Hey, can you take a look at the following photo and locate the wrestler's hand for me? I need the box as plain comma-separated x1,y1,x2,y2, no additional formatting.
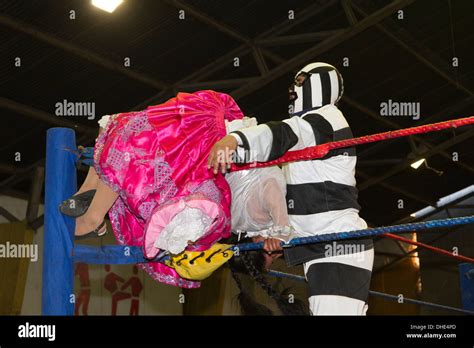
264,238,283,253
254,237,283,271
253,237,283,253
208,135,238,174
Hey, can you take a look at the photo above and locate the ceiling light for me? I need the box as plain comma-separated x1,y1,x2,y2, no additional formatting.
92,0,123,13
410,158,425,169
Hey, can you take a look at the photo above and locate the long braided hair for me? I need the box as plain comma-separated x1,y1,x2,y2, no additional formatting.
228,256,274,316
227,236,308,316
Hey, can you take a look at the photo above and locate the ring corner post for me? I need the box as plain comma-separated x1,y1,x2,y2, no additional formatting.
459,262,474,311
42,128,77,315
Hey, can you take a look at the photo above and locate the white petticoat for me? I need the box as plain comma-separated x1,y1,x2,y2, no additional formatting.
153,206,213,254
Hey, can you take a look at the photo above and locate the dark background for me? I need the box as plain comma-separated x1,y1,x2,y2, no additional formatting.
0,0,473,226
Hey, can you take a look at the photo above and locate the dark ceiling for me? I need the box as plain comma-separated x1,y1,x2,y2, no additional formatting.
0,0,473,226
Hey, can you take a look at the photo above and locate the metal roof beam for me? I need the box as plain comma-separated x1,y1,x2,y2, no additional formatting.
344,96,474,175
0,14,169,90
0,97,96,134
256,30,345,47
352,2,474,97
138,0,339,109
358,95,474,159
230,0,416,100
341,0,358,26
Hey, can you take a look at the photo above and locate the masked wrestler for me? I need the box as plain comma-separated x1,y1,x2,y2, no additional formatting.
209,62,374,315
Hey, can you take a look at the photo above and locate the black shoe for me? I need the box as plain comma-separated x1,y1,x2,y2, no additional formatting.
75,220,107,240
59,189,96,217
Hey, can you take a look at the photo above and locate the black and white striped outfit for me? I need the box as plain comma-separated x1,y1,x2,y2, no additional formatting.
231,62,374,315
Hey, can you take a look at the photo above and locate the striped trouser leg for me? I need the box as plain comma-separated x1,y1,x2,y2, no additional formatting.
303,247,374,315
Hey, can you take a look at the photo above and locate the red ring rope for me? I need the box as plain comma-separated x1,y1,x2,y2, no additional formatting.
230,115,474,171
383,232,474,263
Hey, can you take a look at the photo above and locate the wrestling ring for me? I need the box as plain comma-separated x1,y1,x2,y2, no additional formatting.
42,116,474,315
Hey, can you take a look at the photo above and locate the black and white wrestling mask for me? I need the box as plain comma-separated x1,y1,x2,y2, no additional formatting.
289,62,344,116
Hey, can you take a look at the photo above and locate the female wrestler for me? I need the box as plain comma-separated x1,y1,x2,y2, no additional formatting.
60,91,292,288
61,90,242,288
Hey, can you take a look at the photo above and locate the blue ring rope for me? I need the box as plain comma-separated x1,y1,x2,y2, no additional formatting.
233,215,474,252
113,215,474,264
267,270,474,315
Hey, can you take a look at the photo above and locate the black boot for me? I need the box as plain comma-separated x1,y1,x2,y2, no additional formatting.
59,189,96,217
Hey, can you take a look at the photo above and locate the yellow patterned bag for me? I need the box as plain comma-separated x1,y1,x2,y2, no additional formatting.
165,243,234,281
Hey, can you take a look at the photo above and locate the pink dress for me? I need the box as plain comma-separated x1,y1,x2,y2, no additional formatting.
94,91,244,288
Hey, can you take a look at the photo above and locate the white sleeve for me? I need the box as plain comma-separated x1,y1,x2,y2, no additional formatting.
282,116,318,149
232,115,316,162
97,115,111,129
231,125,274,162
